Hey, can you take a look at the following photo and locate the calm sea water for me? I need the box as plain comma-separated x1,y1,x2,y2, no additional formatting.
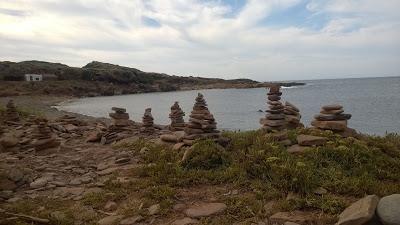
58,77,400,135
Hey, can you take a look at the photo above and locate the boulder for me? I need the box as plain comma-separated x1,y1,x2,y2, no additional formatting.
297,135,327,146
376,194,400,225
184,202,227,218
336,195,379,225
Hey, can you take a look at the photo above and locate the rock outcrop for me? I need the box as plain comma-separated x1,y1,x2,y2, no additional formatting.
169,102,185,131
182,93,220,145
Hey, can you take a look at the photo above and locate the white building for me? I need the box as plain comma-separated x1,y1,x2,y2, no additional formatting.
25,74,43,81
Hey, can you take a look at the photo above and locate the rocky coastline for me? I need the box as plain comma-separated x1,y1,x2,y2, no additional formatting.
0,86,399,225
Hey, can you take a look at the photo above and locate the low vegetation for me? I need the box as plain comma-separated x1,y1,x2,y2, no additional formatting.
3,129,399,224
116,129,400,223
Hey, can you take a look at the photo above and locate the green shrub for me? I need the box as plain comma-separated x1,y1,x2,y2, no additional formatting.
182,140,231,170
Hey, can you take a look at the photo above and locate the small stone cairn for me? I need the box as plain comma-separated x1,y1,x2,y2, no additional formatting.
182,93,220,145
260,85,287,131
284,101,303,129
311,104,352,132
260,86,291,145
141,108,155,134
31,120,60,150
100,107,131,144
169,102,185,131
109,107,131,129
5,100,20,122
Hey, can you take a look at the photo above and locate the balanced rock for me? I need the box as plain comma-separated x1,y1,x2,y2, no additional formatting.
182,93,220,145
141,108,155,134
284,101,303,129
5,100,20,122
31,121,60,150
169,102,185,131
260,85,286,132
312,104,352,132
376,194,400,225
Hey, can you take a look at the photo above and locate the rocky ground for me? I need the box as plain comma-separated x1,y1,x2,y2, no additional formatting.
0,97,399,225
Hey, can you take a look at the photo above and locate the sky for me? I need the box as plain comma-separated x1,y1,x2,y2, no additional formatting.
0,0,399,81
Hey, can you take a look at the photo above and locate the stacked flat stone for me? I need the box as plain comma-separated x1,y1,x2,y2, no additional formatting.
260,85,286,132
284,101,303,129
5,100,20,122
169,102,185,131
311,104,352,132
57,115,85,126
31,120,60,150
141,108,155,133
183,93,220,145
109,107,130,128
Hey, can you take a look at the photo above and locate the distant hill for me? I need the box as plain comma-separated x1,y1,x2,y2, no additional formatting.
0,60,304,97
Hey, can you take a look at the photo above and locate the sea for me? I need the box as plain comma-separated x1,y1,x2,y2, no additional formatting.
57,77,400,135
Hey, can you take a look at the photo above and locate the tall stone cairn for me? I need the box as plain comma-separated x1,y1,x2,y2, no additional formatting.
311,104,352,132
5,100,20,122
183,93,220,145
109,107,130,128
284,101,303,129
141,108,155,134
31,120,60,150
260,85,286,132
169,102,185,131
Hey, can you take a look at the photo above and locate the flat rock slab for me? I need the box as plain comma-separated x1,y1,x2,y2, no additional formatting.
287,145,308,154
297,135,327,146
376,194,400,225
269,211,316,224
322,104,343,111
336,195,379,225
172,217,199,225
311,120,347,131
98,215,123,225
184,202,227,218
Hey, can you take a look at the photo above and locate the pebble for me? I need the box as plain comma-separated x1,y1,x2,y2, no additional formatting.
148,203,160,215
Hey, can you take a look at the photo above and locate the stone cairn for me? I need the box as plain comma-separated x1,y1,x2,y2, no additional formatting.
284,101,303,129
182,93,220,145
169,102,185,131
260,85,291,145
141,108,155,134
311,104,352,132
101,107,131,144
109,107,131,129
31,120,60,150
260,85,287,131
5,100,20,122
